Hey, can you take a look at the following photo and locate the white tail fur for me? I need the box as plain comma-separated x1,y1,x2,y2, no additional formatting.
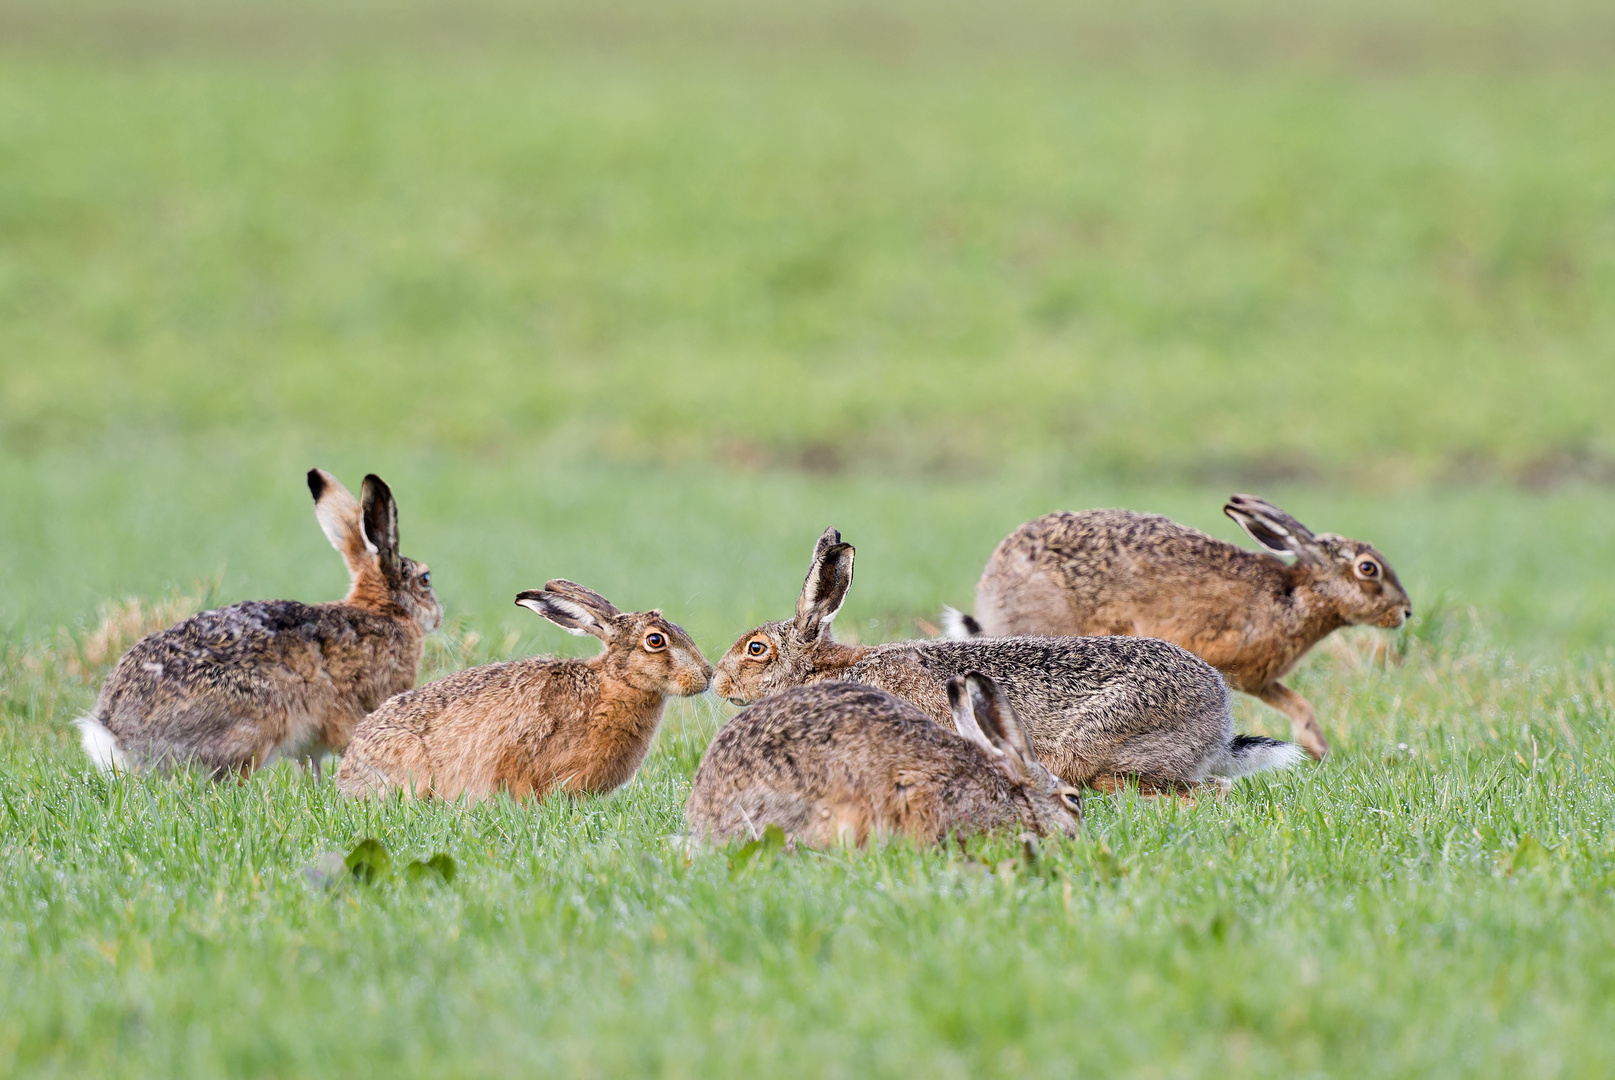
939,606,982,640
74,716,129,774
1206,734,1305,779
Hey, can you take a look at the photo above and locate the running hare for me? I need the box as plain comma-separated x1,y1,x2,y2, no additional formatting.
686,674,1084,847
77,470,441,777
711,529,1300,794
337,580,710,802
945,495,1411,760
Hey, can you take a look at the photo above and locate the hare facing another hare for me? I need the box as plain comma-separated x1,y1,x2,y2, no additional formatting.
336,580,711,802
76,470,442,778
686,674,1083,847
711,529,1301,794
945,495,1411,760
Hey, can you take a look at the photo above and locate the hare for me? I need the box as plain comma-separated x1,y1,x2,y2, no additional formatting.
711,529,1301,794
336,580,711,802
76,470,441,778
944,495,1412,760
686,673,1084,847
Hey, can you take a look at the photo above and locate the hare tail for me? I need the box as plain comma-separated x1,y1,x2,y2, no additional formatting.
74,716,129,774
1208,734,1304,778
940,605,984,640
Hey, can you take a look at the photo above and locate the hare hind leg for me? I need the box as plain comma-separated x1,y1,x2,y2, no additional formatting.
1087,774,1210,803
1257,682,1328,761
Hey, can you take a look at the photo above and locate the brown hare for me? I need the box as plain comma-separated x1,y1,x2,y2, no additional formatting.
76,470,441,778
711,529,1301,795
336,580,711,802
944,494,1411,760
686,673,1084,847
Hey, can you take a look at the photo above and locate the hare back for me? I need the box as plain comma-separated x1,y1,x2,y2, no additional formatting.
339,657,652,802
978,509,1291,638
844,636,1233,787
94,599,422,773
686,682,1027,846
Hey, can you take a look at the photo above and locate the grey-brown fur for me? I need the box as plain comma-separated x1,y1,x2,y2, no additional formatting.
686,675,1083,847
77,470,441,778
952,495,1412,759
337,580,711,802
711,529,1301,793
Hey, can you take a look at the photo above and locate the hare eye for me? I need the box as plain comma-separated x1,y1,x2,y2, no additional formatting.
747,639,768,658
418,571,431,588
1357,560,1378,578
1060,790,1083,812
644,632,667,651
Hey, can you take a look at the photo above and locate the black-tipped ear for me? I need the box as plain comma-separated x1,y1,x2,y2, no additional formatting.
541,579,621,620
966,672,1036,768
1224,494,1321,563
947,675,998,755
794,528,855,639
307,469,326,502
515,588,615,642
360,474,400,568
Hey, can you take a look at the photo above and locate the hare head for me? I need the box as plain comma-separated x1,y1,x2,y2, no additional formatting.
1224,495,1411,630
516,580,712,697
712,527,854,705
308,469,441,634
948,672,1083,836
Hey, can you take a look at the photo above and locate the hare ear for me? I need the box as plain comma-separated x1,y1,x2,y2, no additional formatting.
541,579,622,619
793,528,855,639
966,672,1037,774
360,475,402,582
308,469,376,573
1224,494,1324,564
947,675,1000,756
515,587,616,642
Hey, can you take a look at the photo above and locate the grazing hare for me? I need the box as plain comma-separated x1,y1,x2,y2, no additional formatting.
76,470,441,778
686,673,1084,847
945,495,1411,760
711,529,1300,794
336,580,711,802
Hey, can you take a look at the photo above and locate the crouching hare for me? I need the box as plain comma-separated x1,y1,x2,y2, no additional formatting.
686,674,1084,847
712,529,1300,795
336,580,711,802
77,470,441,778
946,495,1412,760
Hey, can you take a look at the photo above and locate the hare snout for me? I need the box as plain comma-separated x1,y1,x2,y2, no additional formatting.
676,655,714,696
1378,603,1412,630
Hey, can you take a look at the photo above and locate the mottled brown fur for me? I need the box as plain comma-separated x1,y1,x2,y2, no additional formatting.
337,580,711,802
712,529,1301,792
80,470,441,777
962,495,1412,759
686,676,1083,847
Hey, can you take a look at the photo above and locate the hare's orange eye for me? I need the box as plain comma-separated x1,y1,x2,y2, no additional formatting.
644,632,667,651
1357,560,1379,578
747,639,769,658
418,571,431,588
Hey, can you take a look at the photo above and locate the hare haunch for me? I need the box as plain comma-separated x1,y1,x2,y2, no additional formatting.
336,580,711,802
687,674,1084,847
944,495,1411,760
76,470,441,778
711,529,1301,794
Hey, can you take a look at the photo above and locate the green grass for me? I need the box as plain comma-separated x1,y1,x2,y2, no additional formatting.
3,1,1615,1076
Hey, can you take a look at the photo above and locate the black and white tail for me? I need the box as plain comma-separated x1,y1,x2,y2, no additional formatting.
940,605,984,640
1206,734,1304,778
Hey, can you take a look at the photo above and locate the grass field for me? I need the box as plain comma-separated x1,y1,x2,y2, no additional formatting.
3,1,1615,1076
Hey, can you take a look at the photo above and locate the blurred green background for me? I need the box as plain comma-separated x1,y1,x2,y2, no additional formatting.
1,0,1612,650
